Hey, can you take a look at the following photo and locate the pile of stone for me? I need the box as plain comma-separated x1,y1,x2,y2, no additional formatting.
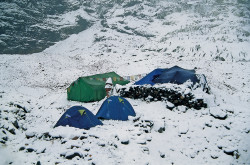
119,85,207,110
0,103,29,144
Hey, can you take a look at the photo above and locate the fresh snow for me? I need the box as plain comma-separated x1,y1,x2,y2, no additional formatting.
0,0,250,165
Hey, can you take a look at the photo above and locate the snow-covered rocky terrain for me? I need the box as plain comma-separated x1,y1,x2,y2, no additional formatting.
0,0,250,164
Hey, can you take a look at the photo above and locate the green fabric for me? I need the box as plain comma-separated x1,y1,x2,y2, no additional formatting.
67,72,129,102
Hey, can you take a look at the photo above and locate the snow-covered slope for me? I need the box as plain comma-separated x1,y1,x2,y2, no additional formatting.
0,0,250,164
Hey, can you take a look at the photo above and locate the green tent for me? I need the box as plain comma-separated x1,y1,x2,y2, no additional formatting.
67,72,129,102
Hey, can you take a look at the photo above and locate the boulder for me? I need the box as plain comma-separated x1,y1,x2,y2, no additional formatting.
210,107,227,120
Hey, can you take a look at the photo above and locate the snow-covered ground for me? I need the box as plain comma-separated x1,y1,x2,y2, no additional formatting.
0,0,250,164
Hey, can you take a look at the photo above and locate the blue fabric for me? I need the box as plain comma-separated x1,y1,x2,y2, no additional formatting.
153,66,199,85
96,96,136,121
134,66,198,85
54,106,103,129
134,68,165,85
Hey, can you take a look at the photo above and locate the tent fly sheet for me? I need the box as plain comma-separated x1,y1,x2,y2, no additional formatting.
67,72,129,102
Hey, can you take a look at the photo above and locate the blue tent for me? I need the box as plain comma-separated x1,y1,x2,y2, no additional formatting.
154,66,199,85
134,68,165,85
135,66,199,85
96,96,136,121
54,106,103,129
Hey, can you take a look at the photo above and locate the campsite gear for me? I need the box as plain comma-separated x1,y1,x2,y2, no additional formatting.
135,68,165,85
135,66,199,85
154,66,199,85
54,106,103,129
105,77,113,98
105,87,112,98
105,77,113,85
96,96,136,121
67,72,129,102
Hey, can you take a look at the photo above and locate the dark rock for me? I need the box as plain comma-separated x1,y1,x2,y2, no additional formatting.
137,141,147,145
224,125,230,130
2,136,8,141
224,149,239,158
158,127,165,133
9,128,16,135
26,133,36,139
215,56,225,61
65,152,82,159
115,135,119,140
72,136,79,140
51,135,62,139
133,117,140,123
0,140,6,144
235,152,240,159
142,147,149,154
60,153,66,157
89,135,99,139
12,120,19,129
211,114,227,120
211,155,218,159
205,123,212,127
27,148,35,152
71,145,80,149
210,107,228,120
41,148,46,153
36,161,41,165
160,153,165,158
224,150,234,156
121,140,129,145
42,132,51,139
98,143,105,147
80,136,88,140
145,120,154,128
19,147,25,151
134,124,139,127
14,104,28,113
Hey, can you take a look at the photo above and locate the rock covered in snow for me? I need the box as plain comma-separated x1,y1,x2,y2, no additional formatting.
178,122,189,135
209,107,227,120
62,150,83,159
153,120,165,133
25,131,36,139
166,101,175,110
176,105,188,113
119,84,208,110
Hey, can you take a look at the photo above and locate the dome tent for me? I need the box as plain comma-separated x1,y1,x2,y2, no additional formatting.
96,96,136,121
67,72,129,102
154,66,199,85
135,66,199,85
134,68,165,85
54,106,103,130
